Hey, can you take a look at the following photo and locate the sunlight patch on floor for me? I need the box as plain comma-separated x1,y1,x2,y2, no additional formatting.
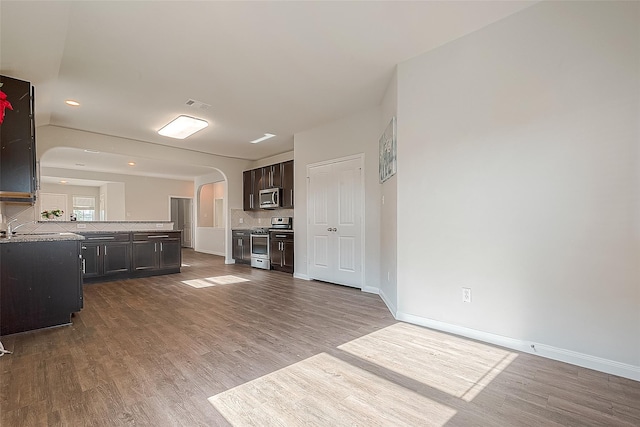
208,352,457,426
338,322,518,402
181,275,250,288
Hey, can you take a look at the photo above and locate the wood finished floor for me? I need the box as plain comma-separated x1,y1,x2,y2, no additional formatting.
1,249,638,426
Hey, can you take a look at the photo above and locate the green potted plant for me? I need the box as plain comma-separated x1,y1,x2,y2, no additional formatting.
41,209,64,220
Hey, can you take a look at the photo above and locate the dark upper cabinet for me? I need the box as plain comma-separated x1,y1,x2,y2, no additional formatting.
270,163,283,188
243,160,294,211
255,166,272,192
0,75,37,202
281,160,294,209
243,170,254,210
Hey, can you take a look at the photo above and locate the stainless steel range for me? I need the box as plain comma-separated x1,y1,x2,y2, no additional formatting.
250,227,270,270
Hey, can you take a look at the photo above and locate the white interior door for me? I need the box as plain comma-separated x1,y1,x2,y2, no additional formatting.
308,156,363,288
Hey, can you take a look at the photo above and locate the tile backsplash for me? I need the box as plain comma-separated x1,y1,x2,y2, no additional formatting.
0,203,173,233
1,202,292,233
230,208,293,229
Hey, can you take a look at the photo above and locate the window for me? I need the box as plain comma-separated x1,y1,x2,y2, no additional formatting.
73,196,96,221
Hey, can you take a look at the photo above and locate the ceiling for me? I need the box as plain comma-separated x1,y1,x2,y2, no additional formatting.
1,1,535,176
41,147,219,182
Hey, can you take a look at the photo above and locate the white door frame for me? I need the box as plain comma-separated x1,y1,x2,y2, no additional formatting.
306,153,365,288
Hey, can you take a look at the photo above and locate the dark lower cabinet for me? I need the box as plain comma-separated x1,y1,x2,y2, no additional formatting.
132,241,158,271
159,238,181,269
0,240,83,335
132,231,182,275
232,230,251,265
80,231,180,281
81,233,131,281
270,231,294,274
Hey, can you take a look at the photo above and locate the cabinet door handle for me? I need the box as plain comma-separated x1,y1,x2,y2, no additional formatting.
250,194,253,209
97,246,100,256
275,235,287,238
82,259,86,274
148,235,169,239
104,245,107,256
88,236,115,240
154,243,157,252
161,242,163,251
238,238,242,246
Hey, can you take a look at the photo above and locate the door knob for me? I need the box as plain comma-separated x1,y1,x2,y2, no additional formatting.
327,228,331,231
332,228,337,232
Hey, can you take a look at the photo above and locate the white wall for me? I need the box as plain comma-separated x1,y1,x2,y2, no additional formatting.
293,108,381,291
39,183,100,215
195,170,227,258
42,167,193,221
396,1,639,376
379,70,398,314
100,182,125,220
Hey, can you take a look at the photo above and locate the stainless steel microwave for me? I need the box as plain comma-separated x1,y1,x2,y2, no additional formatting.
259,187,281,209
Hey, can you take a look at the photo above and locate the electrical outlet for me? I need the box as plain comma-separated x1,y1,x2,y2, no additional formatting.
462,287,472,303
239,218,244,224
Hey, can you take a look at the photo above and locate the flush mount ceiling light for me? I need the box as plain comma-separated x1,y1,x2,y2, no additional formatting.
65,100,80,106
158,115,208,139
128,162,136,166
250,133,276,144
60,180,68,184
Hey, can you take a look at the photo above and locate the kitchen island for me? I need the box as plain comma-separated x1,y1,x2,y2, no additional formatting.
0,233,84,335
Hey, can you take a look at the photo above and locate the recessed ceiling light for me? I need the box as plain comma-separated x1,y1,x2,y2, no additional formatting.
84,149,100,154
65,100,80,106
250,133,276,144
158,115,208,139
128,162,136,166
60,180,68,184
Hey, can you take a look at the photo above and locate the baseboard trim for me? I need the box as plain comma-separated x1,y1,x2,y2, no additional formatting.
362,286,379,295
378,289,397,318
194,249,225,257
395,312,640,382
293,273,311,280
